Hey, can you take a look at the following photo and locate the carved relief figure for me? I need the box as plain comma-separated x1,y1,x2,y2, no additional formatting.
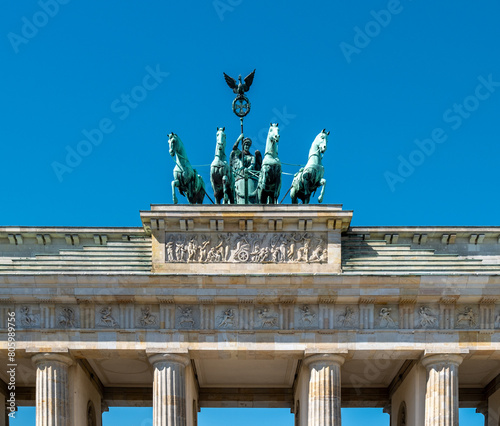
178,307,195,328
20,306,38,327
58,307,76,328
99,307,118,327
338,307,355,327
258,307,278,327
250,242,263,262
270,234,288,263
219,233,232,261
251,246,270,263
234,235,251,262
418,307,437,328
299,306,316,325
309,237,327,263
198,238,210,262
212,241,225,262
287,241,296,261
166,238,175,261
296,239,311,262
187,237,198,262
176,236,186,261
379,308,396,328
271,245,280,263
139,307,157,327
457,307,477,328
217,308,235,328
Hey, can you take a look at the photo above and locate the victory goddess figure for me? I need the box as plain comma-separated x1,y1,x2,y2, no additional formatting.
230,134,262,204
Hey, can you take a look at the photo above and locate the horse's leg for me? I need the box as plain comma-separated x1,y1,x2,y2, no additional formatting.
227,177,235,204
275,178,281,204
257,186,267,204
261,191,268,204
222,176,228,204
302,171,311,203
318,178,326,203
198,180,206,204
290,176,299,204
172,179,179,204
210,168,219,204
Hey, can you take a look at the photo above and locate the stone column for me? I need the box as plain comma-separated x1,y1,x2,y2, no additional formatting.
421,354,463,426
32,353,73,426
149,353,190,426
304,354,345,426
0,392,7,426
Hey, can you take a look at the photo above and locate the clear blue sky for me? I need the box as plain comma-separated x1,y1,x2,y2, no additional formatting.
3,0,498,424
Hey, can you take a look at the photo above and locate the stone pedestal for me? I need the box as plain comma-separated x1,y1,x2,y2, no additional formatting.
421,354,463,426
32,353,73,426
304,354,345,426
149,353,191,426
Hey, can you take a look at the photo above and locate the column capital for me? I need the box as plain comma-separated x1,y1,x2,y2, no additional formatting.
31,352,73,368
421,353,464,369
148,352,190,368
304,353,345,368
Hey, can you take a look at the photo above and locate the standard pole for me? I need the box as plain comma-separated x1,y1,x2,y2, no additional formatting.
244,168,249,204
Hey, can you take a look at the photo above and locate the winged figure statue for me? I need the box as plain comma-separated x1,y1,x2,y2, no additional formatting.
223,69,256,95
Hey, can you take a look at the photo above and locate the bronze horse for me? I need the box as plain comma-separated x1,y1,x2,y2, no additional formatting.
210,127,234,204
168,133,205,204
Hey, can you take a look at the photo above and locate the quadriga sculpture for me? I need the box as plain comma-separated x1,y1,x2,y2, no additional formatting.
290,129,329,204
210,127,234,204
168,132,205,204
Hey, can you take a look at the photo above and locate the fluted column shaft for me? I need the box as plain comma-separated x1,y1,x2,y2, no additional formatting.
305,354,345,426
149,353,190,426
32,353,73,426
422,354,463,426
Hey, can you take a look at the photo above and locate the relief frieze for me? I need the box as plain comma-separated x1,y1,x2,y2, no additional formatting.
165,232,327,263
6,303,500,332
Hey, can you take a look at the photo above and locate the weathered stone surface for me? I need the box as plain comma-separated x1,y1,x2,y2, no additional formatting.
304,354,345,426
149,353,190,426
422,353,463,426
32,353,73,426
0,205,498,425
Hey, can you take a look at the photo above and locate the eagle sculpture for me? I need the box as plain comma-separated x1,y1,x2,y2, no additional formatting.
223,69,256,95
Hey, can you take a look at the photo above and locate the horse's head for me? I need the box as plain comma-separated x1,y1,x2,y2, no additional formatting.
316,129,330,154
216,127,226,152
267,122,280,146
168,132,178,157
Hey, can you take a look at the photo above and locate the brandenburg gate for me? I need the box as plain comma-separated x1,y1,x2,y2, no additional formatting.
1,71,500,425
1,204,500,425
